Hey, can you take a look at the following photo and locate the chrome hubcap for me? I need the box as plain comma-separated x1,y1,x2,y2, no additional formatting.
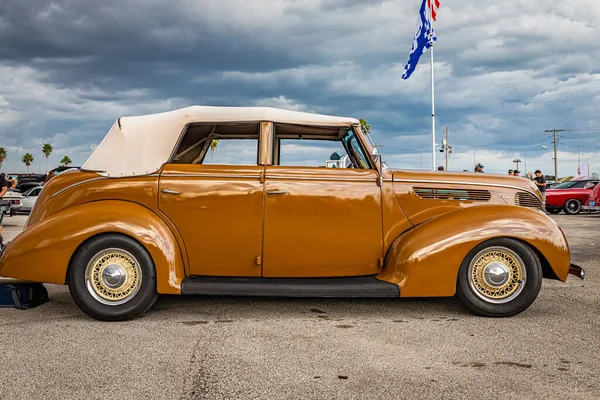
567,201,579,212
483,262,510,287
102,265,127,288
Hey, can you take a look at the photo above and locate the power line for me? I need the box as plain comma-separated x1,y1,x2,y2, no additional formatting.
563,128,600,133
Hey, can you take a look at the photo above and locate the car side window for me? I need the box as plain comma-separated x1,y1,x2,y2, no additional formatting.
277,139,350,167
170,123,260,165
273,124,371,169
202,139,259,165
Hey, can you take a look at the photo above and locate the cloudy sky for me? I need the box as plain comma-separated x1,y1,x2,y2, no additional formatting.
0,0,599,177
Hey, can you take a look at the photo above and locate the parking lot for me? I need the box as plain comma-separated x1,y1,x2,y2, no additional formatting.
0,213,599,400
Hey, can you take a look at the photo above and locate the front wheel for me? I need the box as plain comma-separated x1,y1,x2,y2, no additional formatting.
68,234,158,321
563,199,582,215
456,238,542,317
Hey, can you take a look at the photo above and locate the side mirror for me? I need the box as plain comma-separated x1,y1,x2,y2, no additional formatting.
372,153,383,168
372,154,385,187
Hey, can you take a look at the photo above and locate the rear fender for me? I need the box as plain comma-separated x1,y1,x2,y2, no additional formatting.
377,205,570,297
0,200,185,294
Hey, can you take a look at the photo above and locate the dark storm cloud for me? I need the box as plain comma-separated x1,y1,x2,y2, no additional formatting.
0,0,300,87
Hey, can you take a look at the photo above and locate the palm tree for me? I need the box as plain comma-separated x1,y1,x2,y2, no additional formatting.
210,139,219,163
0,147,7,169
60,156,72,167
42,143,53,173
23,153,34,173
359,118,370,135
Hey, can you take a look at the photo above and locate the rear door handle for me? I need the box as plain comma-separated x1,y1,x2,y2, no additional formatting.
161,188,181,194
266,190,289,196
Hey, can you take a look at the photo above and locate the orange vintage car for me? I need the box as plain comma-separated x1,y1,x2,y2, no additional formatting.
0,106,585,320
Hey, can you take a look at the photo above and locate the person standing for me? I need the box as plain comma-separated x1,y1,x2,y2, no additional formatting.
529,170,547,204
514,170,521,177
0,173,8,247
474,163,484,173
508,169,514,176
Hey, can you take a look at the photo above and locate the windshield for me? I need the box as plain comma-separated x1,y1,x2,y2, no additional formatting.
342,128,372,169
24,187,41,196
552,181,577,189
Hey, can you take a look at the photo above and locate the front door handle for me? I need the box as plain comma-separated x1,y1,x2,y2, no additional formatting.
266,190,289,196
161,188,181,194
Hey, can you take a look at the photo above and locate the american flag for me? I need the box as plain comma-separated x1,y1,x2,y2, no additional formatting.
428,0,441,21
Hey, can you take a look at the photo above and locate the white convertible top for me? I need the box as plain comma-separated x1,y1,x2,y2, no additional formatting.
82,106,359,177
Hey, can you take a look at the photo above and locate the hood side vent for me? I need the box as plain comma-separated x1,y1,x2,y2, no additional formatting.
414,188,491,201
515,192,543,210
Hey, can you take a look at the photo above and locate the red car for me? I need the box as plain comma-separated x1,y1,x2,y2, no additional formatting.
582,184,600,213
546,183,597,214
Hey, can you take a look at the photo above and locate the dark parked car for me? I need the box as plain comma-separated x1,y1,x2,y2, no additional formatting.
551,180,599,190
12,173,45,192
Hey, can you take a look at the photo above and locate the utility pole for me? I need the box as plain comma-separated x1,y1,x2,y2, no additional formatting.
544,129,564,180
440,126,452,171
445,127,449,171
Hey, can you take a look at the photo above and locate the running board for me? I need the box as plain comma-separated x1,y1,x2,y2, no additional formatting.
181,276,400,298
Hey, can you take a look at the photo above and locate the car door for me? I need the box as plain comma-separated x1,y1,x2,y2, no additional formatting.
262,124,383,278
158,123,264,277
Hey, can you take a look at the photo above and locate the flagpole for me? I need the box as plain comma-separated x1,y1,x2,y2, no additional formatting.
429,3,436,170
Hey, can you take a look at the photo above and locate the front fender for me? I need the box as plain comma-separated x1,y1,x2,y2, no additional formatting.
377,205,570,297
0,200,185,294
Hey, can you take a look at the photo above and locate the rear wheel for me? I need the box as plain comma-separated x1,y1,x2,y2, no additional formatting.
68,234,158,321
563,199,582,215
456,238,542,317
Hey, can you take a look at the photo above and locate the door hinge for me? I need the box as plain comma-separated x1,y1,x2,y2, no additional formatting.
379,258,384,268
256,256,262,266
259,172,265,183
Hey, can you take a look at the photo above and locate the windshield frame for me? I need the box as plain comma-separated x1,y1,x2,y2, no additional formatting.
353,123,385,172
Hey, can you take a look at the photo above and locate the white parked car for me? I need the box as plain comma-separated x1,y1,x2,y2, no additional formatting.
1,189,23,216
21,185,43,213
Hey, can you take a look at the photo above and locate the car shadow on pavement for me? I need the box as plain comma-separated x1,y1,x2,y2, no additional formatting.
147,295,472,321
2,283,568,323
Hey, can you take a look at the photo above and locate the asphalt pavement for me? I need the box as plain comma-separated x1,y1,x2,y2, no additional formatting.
0,214,599,400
